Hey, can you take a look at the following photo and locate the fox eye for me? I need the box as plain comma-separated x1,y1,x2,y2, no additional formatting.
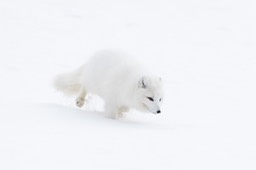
159,98,162,102
147,97,154,101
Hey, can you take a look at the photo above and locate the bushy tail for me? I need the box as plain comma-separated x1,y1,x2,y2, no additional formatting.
53,67,83,96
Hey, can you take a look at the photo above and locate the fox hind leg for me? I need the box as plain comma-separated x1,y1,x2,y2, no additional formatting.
75,88,87,108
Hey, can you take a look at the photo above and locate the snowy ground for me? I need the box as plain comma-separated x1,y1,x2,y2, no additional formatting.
1,0,256,169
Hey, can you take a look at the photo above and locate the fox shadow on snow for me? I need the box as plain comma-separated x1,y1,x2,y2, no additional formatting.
38,103,165,128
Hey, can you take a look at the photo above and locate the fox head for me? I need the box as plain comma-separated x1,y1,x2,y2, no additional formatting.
135,76,163,114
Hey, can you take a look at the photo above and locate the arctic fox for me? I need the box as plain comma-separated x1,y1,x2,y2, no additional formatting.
54,50,163,118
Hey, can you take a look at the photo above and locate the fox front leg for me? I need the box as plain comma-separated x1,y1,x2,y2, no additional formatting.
104,103,122,119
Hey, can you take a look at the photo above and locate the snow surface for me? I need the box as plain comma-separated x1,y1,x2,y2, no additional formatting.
1,0,256,169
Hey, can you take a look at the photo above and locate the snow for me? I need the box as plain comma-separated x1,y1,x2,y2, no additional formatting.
0,0,256,169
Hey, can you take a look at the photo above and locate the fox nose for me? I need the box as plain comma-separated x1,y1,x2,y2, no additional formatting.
156,110,161,114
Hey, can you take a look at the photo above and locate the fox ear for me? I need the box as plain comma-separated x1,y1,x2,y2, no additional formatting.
138,76,151,88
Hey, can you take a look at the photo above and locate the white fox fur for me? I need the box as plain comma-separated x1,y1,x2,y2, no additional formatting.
54,50,163,118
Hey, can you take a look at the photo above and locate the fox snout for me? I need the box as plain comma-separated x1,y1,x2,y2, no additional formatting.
153,109,161,114
148,105,161,114
143,98,162,114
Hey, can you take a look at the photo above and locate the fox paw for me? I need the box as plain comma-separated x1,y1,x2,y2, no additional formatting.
107,112,125,119
117,112,125,118
76,97,85,108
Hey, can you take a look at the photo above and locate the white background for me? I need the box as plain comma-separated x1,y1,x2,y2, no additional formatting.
0,0,256,169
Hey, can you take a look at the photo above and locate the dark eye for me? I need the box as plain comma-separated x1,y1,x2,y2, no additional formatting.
159,98,162,102
147,97,154,101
